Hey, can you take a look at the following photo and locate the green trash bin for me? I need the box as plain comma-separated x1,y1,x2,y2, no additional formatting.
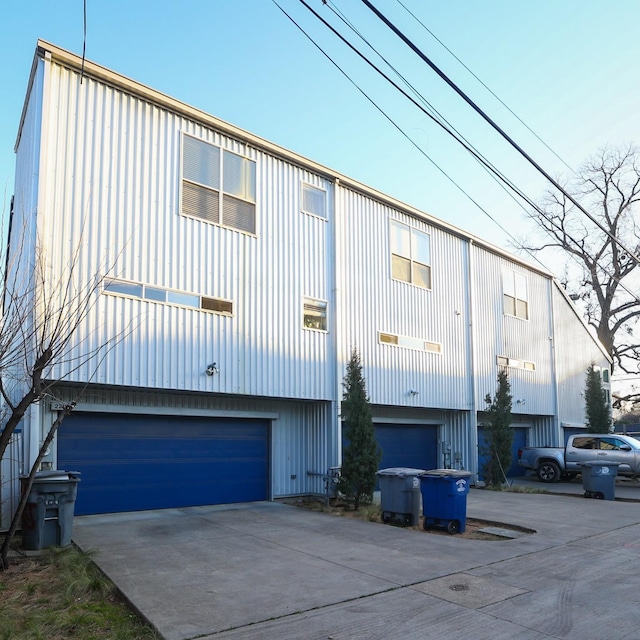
20,471,81,550
578,461,619,500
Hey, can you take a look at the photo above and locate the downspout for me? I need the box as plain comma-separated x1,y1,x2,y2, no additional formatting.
331,178,341,471
466,239,479,479
548,280,560,446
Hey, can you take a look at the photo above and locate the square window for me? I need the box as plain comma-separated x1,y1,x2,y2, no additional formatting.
181,134,256,234
302,183,327,218
303,298,327,331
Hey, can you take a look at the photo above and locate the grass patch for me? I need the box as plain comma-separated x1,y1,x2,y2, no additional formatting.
482,484,550,494
0,545,160,640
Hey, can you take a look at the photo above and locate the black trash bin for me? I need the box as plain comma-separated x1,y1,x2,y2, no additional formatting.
376,468,425,526
20,471,81,550
579,461,619,500
419,469,472,534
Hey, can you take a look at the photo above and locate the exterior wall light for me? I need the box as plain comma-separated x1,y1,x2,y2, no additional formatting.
206,363,219,376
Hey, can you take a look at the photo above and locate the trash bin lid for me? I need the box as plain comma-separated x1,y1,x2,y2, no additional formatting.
21,470,82,483
420,469,472,478
376,467,427,477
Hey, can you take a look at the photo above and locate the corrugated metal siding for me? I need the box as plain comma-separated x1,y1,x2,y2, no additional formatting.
335,188,470,410
552,283,609,428
0,430,23,530
39,62,334,401
472,247,555,415
47,385,333,499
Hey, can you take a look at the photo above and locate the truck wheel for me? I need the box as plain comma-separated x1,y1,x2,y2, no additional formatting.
537,461,561,483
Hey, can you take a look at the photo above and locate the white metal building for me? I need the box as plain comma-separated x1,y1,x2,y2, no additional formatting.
2,41,610,522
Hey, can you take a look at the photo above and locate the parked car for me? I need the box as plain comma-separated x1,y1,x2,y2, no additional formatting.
518,434,640,482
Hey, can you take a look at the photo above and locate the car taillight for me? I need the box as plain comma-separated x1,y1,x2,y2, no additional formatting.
518,448,523,459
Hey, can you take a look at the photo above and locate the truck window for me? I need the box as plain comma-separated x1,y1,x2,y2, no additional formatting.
599,437,625,450
572,437,596,449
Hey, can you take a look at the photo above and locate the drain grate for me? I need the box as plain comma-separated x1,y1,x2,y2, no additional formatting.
450,583,469,591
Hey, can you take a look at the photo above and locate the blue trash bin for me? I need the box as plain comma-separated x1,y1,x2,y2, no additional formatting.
420,469,472,534
578,461,619,500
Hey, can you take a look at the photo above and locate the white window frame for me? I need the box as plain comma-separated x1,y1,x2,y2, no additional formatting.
301,182,327,220
379,331,441,354
303,297,328,332
104,279,233,316
389,219,431,290
497,355,535,371
502,267,529,320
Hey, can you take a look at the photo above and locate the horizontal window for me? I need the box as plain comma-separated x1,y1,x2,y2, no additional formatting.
497,355,535,371
303,298,327,331
103,279,232,316
181,134,256,234
379,331,441,354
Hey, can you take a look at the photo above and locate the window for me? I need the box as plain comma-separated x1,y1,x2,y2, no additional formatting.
303,298,327,331
497,355,535,371
182,134,256,234
390,220,431,289
572,437,596,450
502,267,528,319
378,331,441,354
601,368,610,383
301,183,327,219
104,279,233,315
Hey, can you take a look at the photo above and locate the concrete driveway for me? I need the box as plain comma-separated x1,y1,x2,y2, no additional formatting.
72,488,640,640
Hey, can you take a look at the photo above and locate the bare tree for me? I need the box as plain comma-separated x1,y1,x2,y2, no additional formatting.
0,218,127,569
521,146,640,403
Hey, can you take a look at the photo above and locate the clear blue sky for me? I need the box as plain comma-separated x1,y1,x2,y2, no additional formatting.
1,1,639,268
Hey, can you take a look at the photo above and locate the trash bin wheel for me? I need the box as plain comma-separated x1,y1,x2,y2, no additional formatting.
423,519,432,531
594,492,604,500
402,514,413,527
382,512,391,524
447,520,459,535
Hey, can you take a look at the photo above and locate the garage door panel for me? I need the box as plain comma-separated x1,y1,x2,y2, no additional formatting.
374,424,438,471
58,413,269,515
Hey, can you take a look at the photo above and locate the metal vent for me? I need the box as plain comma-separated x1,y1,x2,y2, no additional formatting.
201,297,233,315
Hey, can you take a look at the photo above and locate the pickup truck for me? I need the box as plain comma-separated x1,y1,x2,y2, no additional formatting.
518,433,640,482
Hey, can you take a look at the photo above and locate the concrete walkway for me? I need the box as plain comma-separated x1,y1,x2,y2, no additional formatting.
72,481,640,640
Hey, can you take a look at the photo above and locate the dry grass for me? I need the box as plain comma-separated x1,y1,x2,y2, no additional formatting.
282,497,529,540
0,545,160,640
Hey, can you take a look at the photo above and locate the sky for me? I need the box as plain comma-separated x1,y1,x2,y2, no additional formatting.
1,3,639,278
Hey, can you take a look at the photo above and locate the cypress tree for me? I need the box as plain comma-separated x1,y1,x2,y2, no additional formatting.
339,349,382,510
585,363,611,433
483,370,513,487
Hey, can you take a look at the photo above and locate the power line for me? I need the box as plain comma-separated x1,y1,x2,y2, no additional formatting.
394,0,576,176
358,0,640,267
272,0,535,259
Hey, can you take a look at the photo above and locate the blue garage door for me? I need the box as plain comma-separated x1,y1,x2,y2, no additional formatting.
58,412,269,515
477,427,527,480
374,424,438,472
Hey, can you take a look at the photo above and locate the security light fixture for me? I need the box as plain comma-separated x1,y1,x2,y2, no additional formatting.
206,363,219,376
